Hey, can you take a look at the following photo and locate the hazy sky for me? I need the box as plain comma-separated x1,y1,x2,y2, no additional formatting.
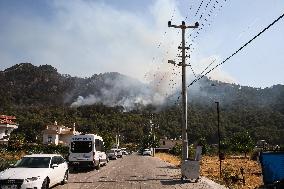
0,0,283,88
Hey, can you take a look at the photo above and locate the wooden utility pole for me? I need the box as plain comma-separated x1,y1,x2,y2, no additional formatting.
168,21,199,161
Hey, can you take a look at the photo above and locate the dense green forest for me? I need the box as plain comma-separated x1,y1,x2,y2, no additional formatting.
1,63,284,146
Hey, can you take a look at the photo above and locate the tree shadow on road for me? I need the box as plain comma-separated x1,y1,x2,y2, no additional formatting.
69,167,94,174
157,165,180,169
160,179,194,185
69,181,94,183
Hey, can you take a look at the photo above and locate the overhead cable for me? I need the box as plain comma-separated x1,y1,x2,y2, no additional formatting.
188,11,284,87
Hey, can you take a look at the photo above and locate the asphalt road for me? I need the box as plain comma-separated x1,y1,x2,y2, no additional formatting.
53,154,226,189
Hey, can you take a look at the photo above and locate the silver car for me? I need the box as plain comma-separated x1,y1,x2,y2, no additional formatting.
143,149,152,156
107,149,117,160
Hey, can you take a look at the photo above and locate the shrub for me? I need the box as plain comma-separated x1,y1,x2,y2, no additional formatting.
0,158,17,172
170,143,182,157
0,158,9,171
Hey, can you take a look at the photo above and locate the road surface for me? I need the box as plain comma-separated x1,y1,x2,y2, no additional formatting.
54,154,226,189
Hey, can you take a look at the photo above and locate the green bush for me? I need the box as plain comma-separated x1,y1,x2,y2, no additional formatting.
169,143,182,157
4,144,69,160
0,158,9,171
0,158,17,172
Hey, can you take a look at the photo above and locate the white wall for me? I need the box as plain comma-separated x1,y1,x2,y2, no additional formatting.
0,126,17,141
43,134,59,145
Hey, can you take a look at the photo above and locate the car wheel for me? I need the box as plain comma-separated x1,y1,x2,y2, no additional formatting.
41,177,49,189
95,161,101,170
61,170,69,185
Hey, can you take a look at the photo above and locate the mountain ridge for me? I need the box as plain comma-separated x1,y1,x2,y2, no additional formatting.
1,63,283,113
1,63,284,145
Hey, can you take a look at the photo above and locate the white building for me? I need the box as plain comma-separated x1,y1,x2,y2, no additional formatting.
0,115,18,144
42,121,80,146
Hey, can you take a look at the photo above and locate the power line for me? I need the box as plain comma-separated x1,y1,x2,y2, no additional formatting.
188,11,284,87
199,0,213,20
167,0,227,106
195,0,204,17
168,2,231,108
153,1,209,90
200,58,216,75
189,0,228,51
145,6,178,80
172,11,284,106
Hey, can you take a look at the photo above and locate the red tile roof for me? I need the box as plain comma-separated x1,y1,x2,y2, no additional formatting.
0,115,17,124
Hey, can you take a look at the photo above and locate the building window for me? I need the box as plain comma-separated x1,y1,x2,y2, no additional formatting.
163,141,166,145
48,136,52,143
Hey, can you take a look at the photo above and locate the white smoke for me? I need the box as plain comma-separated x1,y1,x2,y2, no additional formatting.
70,73,166,110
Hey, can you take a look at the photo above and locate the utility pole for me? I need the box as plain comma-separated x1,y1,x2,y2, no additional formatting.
168,21,199,161
215,101,222,177
116,125,120,148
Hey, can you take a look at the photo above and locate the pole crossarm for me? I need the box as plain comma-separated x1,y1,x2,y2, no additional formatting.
168,21,199,29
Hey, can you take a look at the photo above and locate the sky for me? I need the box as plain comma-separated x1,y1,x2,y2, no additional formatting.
0,0,283,88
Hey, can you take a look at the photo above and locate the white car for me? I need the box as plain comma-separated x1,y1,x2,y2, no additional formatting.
142,149,152,156
0,154,68,189
116,149,123,158
106,149,117,160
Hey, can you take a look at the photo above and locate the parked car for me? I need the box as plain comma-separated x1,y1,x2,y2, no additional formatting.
142,148,152,156
0,154,68,189
107,149,117,160
122,150,128,155
116,149,123,158
121,148,128,155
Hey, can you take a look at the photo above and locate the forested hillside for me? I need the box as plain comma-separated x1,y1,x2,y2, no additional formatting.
1,63,284,145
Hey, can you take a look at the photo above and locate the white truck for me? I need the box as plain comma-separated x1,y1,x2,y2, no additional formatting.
68,134,108,170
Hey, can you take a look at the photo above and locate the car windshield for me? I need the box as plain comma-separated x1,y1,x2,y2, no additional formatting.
15,157,51,168
107,150,115,153
71,141,92,153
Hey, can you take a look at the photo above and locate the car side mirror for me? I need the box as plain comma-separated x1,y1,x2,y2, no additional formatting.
52,164,59,168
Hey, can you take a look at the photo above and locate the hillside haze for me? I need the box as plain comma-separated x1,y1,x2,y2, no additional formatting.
1,63,284,112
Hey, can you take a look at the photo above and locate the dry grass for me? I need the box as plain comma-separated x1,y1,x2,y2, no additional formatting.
0,151,25,161
155,153,181,166
155,153,263,189
201,156,262,189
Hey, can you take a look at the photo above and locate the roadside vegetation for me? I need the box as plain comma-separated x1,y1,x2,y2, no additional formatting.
155,134,267,189
0,143,68,171
156,152,262,189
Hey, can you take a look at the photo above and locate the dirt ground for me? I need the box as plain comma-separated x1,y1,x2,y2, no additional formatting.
155,153,263,189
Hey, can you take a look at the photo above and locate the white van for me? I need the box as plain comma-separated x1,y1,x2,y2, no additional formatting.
68,134,108,170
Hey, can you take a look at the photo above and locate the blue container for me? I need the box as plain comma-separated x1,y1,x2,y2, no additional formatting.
259,152,284,185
